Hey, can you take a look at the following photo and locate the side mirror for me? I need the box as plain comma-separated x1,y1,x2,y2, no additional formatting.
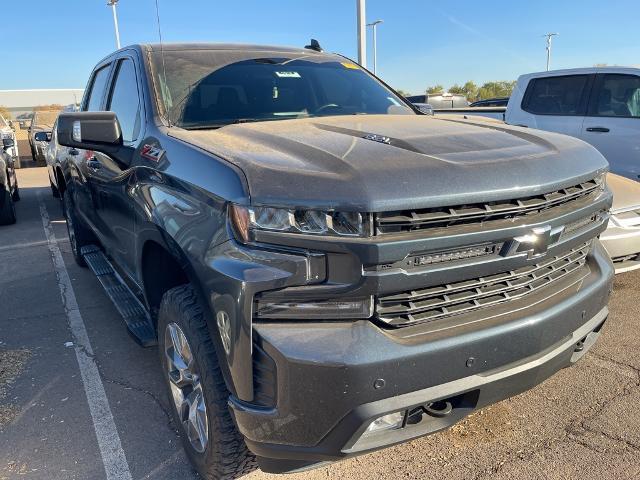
34,131,52,142
2,137,14,149
57,112,122,152
8,120,14,130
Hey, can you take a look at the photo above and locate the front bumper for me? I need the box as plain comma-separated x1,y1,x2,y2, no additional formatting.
229,242,613,473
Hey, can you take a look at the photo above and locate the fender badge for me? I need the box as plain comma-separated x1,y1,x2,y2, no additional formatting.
140,144,165,162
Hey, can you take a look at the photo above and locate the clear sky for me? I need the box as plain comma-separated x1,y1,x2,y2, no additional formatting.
3,0,638,94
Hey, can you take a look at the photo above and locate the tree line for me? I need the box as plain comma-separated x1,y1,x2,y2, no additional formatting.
399,81,517,102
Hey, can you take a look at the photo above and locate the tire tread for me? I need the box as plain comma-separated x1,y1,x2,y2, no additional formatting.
159,285,257,480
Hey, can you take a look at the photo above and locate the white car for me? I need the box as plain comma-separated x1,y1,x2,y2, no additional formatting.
506,67,640,182
602,174,640,273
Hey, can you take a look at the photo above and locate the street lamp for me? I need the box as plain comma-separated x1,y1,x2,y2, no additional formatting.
107,0,121,50
543,33,559,71
367,19,383,75
357,0,367,67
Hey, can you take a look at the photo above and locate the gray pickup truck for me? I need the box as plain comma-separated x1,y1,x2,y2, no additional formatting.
49,43,613,478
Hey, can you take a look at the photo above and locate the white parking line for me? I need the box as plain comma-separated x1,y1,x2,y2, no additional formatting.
38,192,133,480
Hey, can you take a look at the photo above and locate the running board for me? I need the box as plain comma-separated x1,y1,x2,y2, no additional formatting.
81,245,157,347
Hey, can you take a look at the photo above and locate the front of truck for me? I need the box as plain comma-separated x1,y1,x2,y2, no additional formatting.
149,44,614,473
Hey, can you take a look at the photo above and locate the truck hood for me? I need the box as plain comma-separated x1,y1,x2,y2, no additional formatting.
169,115,608,211
608,173,640,212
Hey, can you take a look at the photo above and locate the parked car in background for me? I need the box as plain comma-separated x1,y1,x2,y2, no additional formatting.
406,92,468,109
0,114,18,160
40,120,64,198
470,97,509,107
601,173,640,272
506,67,640,181
1,136,20,225
28,109,61,165
52,42,613,478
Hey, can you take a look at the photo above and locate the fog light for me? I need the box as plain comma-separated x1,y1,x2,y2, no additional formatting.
364,412,405,435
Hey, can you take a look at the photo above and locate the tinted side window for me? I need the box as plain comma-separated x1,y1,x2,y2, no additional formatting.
107,59,141,142
523,75,589,115
593,74,640,117
85,66,111,112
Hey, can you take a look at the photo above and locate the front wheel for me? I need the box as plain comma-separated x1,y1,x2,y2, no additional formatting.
158,285,256,480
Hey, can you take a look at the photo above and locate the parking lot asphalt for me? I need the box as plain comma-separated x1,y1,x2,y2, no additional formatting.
1,168,640,480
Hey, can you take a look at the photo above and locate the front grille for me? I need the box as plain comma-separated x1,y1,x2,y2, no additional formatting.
376,243,591,328
376,179,601,234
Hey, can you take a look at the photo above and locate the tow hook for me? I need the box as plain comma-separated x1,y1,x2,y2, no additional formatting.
425,400,453,418
406,400,454,425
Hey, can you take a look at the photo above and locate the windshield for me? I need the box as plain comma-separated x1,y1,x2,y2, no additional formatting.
151,49,413,128
0,115,7,128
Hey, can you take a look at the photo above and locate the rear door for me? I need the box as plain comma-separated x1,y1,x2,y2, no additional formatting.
87,55,144,277
71,62,113,228
517,74,593,136
581,73,640,181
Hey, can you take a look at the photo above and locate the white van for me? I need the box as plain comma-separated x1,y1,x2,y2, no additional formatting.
506,67,640,181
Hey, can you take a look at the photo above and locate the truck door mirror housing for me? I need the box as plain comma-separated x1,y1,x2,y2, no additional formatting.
57,112,123,151
2,137,14,149
34,131,52,142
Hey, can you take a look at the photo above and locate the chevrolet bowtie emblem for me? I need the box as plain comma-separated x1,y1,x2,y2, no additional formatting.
504,225,565,259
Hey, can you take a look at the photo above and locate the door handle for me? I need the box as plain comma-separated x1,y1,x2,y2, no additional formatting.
586,127,610,133
87,158,102,170
69,148,79,156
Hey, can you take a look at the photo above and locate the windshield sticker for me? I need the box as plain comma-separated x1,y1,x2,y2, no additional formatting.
341,62,360,70
275,71,301,78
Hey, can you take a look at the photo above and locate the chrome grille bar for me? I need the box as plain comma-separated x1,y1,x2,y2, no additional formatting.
376,243,591,327
376,179,600,234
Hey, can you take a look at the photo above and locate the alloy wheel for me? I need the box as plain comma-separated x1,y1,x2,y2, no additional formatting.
164,322,209,453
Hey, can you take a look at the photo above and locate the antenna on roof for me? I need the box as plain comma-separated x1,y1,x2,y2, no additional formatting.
154,0,171,127
304,39,323,52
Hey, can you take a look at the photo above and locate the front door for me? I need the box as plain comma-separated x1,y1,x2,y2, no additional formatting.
85,57,143,278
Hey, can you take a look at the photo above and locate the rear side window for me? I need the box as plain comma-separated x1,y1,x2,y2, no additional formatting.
592,74,640,117
107,58,142,142
522,75,589,115
85,65,111,112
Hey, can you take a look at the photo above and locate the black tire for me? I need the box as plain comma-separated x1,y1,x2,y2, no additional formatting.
50,179,60,198
12,184,20,202
63,189,92,267
158,285,257,480
0,188,16,225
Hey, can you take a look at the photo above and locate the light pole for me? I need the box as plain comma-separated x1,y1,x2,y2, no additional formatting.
107,0,121,50
356,0,367,68
367,20,383,75
543,33,559,71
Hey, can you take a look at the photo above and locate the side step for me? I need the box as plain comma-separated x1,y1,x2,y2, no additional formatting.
81,245,157,347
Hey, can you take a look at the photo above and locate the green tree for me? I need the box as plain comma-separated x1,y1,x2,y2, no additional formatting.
395,89,411,98
476,81,516,100
426,85,444,94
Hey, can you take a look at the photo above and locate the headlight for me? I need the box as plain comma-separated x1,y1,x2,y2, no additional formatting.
596,172,607,191
230,204,371,242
